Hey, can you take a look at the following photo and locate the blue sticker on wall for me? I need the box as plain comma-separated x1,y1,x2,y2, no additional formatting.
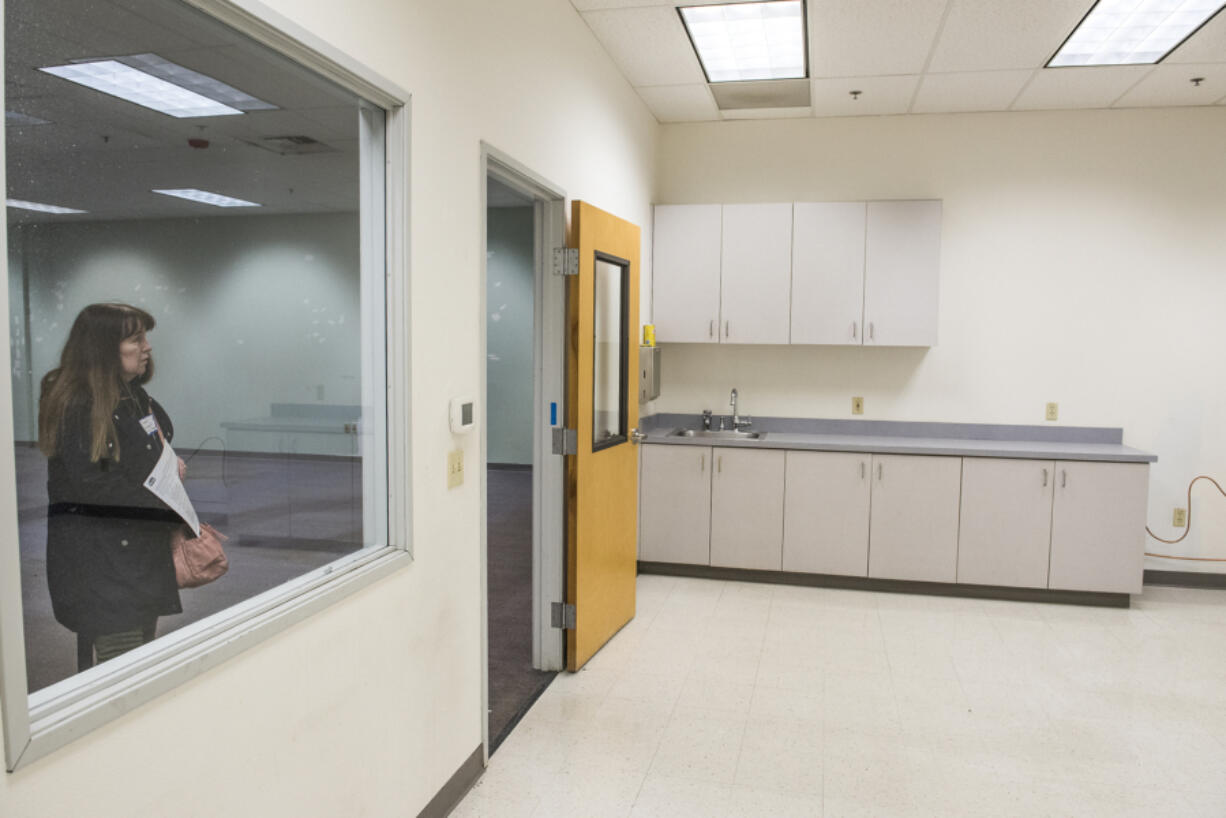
550,402,557,426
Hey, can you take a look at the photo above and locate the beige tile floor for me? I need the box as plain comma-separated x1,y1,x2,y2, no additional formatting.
454,575,1226,817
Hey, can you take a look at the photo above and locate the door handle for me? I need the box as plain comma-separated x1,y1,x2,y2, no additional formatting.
852,321,857,340
709,319,714,338
869,322,875,341
1042,468,1048,487
1061,469,1067,488
630,428,647,444
700,454,705,472
860,461,866,479
718,455,722,474
877,462,883,481
724,320,729,338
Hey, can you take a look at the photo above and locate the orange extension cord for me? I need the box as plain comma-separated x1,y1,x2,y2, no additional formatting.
1145,475,1226,561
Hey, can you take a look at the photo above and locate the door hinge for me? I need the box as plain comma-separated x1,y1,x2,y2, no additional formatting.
551,602,576,630
552,427,577,455
552,247,579,277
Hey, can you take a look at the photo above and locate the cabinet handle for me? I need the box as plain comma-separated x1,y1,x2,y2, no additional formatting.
852,321,858,340
1042,468,1048,487
869,322,875,341
709,319,714,338
718,455,722,474
877,463,883,481
860,461,866,479
700,454,705,472
1062,469,1067,488
724,320,730,338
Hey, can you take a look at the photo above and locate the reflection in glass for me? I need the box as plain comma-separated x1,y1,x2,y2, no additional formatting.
6,0,384,692
592,255,627,449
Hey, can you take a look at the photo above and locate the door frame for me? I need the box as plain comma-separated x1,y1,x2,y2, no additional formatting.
478,144,567,760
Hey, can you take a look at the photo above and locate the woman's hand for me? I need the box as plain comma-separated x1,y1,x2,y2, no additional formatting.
178,457,187,480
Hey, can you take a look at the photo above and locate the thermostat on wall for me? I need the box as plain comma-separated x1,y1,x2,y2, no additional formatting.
450,397,476,434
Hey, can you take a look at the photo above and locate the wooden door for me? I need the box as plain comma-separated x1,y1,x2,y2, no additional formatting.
720,203,792,344
565,200,640,671
709,448,785,570
639,444,712,565
1049,461,1149,594
782,451,871,576
958,458,1055,589
868,454,962,582
863,200,941,347
653,204,722,343
791,202,867,345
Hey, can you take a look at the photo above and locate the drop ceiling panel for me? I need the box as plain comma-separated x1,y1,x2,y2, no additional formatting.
581,7,705,87
810,75,920,117
927,0,1089,73
912,70,1034,113
1113,63,1226,108
1012,65,1152,111
636,84,719,122
808,0,948,78
722,105,812,119
1163,10,1226,64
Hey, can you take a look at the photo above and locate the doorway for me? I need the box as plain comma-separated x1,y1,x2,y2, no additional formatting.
481,147,566,756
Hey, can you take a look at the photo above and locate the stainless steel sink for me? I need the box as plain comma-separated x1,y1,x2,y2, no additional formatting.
669,428,763,441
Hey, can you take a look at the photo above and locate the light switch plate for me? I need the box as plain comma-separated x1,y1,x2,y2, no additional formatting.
852,396,864,415
447,449,464,488
1045,402,1058,421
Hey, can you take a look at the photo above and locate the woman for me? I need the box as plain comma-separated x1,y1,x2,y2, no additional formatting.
39,303,185,671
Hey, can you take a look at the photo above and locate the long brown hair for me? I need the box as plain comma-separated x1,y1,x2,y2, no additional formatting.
38,303,156,462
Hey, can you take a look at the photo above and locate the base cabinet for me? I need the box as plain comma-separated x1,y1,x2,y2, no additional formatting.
639,444,712,565
1049,462,1149,594
958,458,1055,589
710,448,785,570
782,451,871,575
867,454,962,583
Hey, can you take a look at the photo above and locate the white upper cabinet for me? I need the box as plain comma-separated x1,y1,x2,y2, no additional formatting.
791,202,867,345
653,204,722,343
863,200,942,347
720,203,793,345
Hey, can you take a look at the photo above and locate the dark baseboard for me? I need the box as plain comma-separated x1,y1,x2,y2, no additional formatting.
488,462,532,471
638,561,1130,608
417,744,484,818
1144,569,1226,590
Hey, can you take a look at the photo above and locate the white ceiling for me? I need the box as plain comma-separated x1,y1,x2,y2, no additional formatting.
570,0,1226,122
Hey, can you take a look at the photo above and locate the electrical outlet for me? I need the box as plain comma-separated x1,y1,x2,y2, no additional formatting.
1173,507,1187,527
852,396,864,415
1045,402,1059,421
447,449,464,488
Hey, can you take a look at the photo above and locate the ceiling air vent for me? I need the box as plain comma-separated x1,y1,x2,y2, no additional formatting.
709,78,810,111
244,135,337,155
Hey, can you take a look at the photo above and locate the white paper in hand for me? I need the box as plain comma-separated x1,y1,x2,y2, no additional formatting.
142,439,201,536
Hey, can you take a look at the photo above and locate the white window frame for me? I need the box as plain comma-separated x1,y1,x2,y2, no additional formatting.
0,0,413,772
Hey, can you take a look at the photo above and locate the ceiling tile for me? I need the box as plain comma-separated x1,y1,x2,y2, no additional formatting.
928,0,1089,72
810,75,920,117
580,7,705,87
721,106,812,119
1163,9,1226,65
1011,65,1152,111
636,84,719,122
911,70,1034,113
808,0,948,78
1113,63,1226,108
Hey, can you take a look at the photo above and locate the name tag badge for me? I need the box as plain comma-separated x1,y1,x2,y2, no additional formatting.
139,414,159,436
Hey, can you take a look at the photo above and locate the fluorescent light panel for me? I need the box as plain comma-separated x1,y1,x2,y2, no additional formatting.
680,1,807,83
1049,0,1226,66
39,60,243,118
152,189,261,208
6,199,86,214
110,54,277,111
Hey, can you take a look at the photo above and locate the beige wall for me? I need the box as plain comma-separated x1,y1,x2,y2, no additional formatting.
0,0,655,814
654,107,1226,569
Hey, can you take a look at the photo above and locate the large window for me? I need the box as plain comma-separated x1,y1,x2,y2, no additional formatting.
1,0,407,769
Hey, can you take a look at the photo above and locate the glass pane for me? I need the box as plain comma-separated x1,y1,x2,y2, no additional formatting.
5,0,386,693
592,255,626,448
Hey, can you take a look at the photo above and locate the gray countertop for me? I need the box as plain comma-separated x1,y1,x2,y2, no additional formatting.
640,414,1156,463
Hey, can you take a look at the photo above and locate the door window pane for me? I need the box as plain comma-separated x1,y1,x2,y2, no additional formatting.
5,0,387,693
592,254,627,450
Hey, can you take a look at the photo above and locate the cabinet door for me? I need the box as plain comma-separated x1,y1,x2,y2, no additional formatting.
868,454,961,582
1049,462,1149,594
958,458,1054,589
782,451,871,575
720,203,792,345
790,202,866,345
653,204,722,343
710,448,785,570
863,200,941,347
639,444,712,565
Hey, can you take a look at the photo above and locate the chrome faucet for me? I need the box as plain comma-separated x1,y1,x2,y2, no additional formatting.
730,388,752,431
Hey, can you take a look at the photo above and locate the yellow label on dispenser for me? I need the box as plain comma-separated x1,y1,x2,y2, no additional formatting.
642,324,655,346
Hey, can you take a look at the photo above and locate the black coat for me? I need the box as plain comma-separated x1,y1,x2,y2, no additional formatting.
45,383,183,635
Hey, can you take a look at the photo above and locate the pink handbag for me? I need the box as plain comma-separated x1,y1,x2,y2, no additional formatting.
171,523,230,588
